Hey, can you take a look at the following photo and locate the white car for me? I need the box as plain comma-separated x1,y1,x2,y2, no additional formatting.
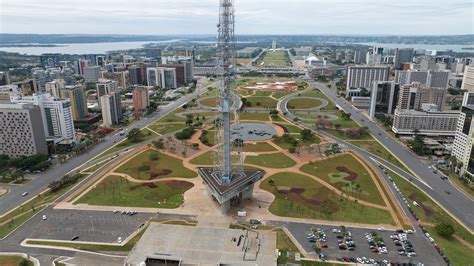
118,237,122,243
378,227,385,232
42,215,47,220
22,192,28,196
332,229,341,233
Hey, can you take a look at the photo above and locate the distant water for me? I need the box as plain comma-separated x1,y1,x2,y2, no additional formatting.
0,40,179,55
355,42,474,53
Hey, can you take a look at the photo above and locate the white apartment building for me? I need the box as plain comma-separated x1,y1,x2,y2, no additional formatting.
10,93,76,143
392,109,459,136
346,65,390,94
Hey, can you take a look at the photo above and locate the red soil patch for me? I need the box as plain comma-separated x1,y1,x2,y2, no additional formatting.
408,194,433,217
336,166,358,181
150,169,172,179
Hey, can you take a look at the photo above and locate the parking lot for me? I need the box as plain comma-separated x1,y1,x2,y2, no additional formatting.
27,209,154,243
286,222,444,266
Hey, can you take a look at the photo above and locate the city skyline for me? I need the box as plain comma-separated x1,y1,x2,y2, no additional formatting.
0,0,473,35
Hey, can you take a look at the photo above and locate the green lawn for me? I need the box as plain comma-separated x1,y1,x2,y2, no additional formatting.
276,228,302,264
200,97,219,108
331,116,360,129
386,169,474,245
287,98,323,109
273,135,321,150
241,142,277,152
425,226,474,266
273,91,293,99
301,90,335,110
148,123,187,135
300,154,385,205
254,50,291,67
94,128,159,159
239,112,270,121
27,225,148,252
261,172,394,224
238,89,253,97
0,256,34,266
246,96,278,109
75,175,193,208
275,123,302,134
254,90,273,97
189,151,215,166
245,153,296,169
116,150,197,180
347,140,408,172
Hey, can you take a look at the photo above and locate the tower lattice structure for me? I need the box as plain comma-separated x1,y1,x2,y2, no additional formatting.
213,0,243,183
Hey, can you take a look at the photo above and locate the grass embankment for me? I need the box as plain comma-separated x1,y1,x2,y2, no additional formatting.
300,154,385,205
116,149,197,180
261,172,394,224
245,153,297,169
0,256,34,266
275,228,302,264
386,169,474,265
287,98,323,109
75,175,193,208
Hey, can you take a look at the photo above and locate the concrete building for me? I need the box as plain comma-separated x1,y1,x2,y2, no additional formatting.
158,64,185,86
395,69,450,89
236,47,262,58
0,71,10,85
353,49,367,64
0,85,19,100
132,86,150,116
159,67,177,89
428,70,450,89
74,59,88,75
392,109,459,136
305,56,328,67
397,84,447,111
83,66,101,82
461,66,474,91
0,102,48,157
10,94,76,144
101,71,128,91
100,92,122,126
394,48,414,69
146,67,161,87
12,79,39,96
420,57,437,70
63,85,88,121
96,79,120,99
346,65,390,93
369,81,400,119
45,79,65,98
40,53,61,67
128,65,143,85
145,48,162,63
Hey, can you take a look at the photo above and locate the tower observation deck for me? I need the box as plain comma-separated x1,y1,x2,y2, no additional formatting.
199,0,263,213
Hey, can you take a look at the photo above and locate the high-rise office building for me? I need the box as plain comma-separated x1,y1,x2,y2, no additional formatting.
353,49,366,64
146,67,161,87
159,68,177,89
96,78,120,98
396,69,450,89
12,79,39,96
346,65,390,92
394,48,414,70
397,84,447,111
392,109,459,136
461,66,474,91
0,71,10,85
63,85,89,121
420,57,437,70
145,48,162,63
45,79,65,98
428,70,450,89
158,64,186,86
132,86,150,116
10,94,76,143
452,91,474,176
0,102,48,157
100,92,122,126
369,81,400,119
75,59,88,75
83,66,101,82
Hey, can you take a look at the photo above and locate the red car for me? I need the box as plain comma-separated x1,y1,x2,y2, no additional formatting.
343,256,350,262
338,244,347,250
320,243,328,248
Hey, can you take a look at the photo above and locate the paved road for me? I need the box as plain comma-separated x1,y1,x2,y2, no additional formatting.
0,79,211,216
279,81,474,231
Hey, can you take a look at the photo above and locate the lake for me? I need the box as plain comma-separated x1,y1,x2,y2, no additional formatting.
0,40,179,55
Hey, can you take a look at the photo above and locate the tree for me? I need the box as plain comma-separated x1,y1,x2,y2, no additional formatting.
185,114,194,126
409,130,425,155
300,129,314,141
435,222,455,237
316,119,332,129
127,128,143,143
175,127,195,140
152,139,165,149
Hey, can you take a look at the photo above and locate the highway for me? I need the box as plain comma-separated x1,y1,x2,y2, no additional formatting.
0,79,211,216
279,81,474,232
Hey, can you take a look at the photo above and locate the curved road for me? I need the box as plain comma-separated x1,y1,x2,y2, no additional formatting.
279,81,474,232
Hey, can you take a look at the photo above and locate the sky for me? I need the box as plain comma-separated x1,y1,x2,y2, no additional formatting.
0,0,473,35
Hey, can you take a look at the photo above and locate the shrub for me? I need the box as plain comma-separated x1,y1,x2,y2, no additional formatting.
435,222,455,238
138,165,151,172
175,127,196,140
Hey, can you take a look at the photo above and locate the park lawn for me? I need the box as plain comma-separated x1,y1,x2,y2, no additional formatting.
301,90,335,110
257,50,291,67
347,140,408,172
200,97,219,108
275,123,302,134
260,172,394,224
116,149,197,180
300,154,385,205
386,169,474,245
425,226,474,266
199,130,218,147
0,256,34,266
245,153,296,169
148,123,186,135
26,225,149,253
323,128,372,141
246,96,278,109
0,174,88,239
272,91,293,99
239,112,270,121
275,228,302,264
75,175,193,208
271,115,287,122
332,116,360,129
156,108,187,123
254,90,273,97
273,135,321,150
287,98,323,109
189,151,215,166
241,142,277,152
238,89,253,97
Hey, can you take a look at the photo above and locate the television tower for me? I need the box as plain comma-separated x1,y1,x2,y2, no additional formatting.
199,0,263,213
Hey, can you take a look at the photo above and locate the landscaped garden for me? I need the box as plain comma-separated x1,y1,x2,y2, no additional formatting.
244,153,296,169
116,149,197,180
260,172,394,224
287,98,323,109
300,154,385,205
245,96,278,109
239,112,270,121
75,175,193,208
241,142,277,152
253,50,292,67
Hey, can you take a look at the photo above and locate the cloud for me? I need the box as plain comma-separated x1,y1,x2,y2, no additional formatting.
0,0,472,35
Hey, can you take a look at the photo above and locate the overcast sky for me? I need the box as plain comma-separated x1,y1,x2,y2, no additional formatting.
0,0,472,35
